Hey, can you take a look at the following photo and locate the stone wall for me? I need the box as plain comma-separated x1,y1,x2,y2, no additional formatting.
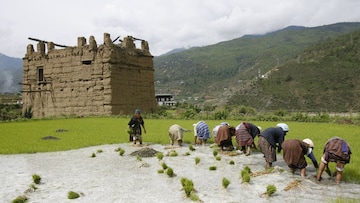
22,33,157,118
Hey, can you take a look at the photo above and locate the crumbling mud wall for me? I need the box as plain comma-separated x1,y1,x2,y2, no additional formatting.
22,33,157,118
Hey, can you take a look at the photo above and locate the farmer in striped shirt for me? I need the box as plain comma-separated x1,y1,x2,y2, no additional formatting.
193,121,211,145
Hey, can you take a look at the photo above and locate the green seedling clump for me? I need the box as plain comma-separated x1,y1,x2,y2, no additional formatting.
181,177,195,197
162,162,168,170
157,152,164,160
213,150,218,157
266,184,277,196
222,177,231,189
166,167,175,177
32,174,41,184
12,195,27,203
195,157,200,165
68,191,80,199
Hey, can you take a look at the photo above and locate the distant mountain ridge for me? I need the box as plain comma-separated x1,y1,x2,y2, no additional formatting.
228,30,360,112
0,53,22,93
154,22,360,111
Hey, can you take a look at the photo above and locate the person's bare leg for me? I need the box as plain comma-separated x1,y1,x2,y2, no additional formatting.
336,171,343,184
300,168,306,177
266,162,272,169
317,162,326,181
178,140,182,146
246,146,251,156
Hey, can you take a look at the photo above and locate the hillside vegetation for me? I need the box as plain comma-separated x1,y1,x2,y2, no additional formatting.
154,22,360,110
229,30,360,112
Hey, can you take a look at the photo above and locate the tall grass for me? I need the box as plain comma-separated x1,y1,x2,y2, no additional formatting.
0,118,359,183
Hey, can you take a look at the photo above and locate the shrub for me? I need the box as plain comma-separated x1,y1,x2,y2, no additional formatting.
32,174,41,184
209,166,217,171
195,157,200,165
68,191,80,199
91,152,96,158
24,106,33,119
157,169,164,173
214,110,228,120
222,178,231,189
136,155,142,161
215,156,221,161
181,177,195,197
185,151,191,156
12,195,27,203
97,149,103,153
156,152,164,160
266,184,277,196
189,145,196,151
229,160,235,165
166,167,175,177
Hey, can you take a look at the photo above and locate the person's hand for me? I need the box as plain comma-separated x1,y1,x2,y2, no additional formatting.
144,129,147,134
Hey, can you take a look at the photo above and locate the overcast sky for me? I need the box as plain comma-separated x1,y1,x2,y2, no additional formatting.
1,0,360,58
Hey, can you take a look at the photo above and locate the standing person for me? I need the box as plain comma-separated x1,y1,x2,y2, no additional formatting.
281,138,319,177
235,122,261,156
317,137,351,184
168,124,190,146
258,123,289,168
193,121,211,145
127,109,146,145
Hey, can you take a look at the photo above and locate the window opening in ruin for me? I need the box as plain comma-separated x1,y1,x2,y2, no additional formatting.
37,67,44,82
82,60,92,65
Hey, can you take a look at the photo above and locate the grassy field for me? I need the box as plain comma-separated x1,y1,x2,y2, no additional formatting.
0,117,359,183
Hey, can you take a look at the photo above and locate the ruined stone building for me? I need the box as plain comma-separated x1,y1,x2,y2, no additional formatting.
22,33,157,118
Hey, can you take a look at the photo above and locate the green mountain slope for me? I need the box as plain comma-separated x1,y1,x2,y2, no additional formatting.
154,22,360,106
228,30,360,112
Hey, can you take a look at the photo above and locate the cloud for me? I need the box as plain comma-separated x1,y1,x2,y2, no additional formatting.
0,0,360,58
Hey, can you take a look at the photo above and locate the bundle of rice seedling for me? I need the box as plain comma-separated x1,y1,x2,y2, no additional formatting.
283,179,303,191
250,169,272,177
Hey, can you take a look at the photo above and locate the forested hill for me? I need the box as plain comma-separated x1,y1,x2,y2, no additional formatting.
154,22,360,109
228,30,360,112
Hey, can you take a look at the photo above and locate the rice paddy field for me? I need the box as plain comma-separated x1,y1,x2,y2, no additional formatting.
1,117,359,183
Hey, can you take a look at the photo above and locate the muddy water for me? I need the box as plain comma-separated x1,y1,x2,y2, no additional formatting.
1,143,359,203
